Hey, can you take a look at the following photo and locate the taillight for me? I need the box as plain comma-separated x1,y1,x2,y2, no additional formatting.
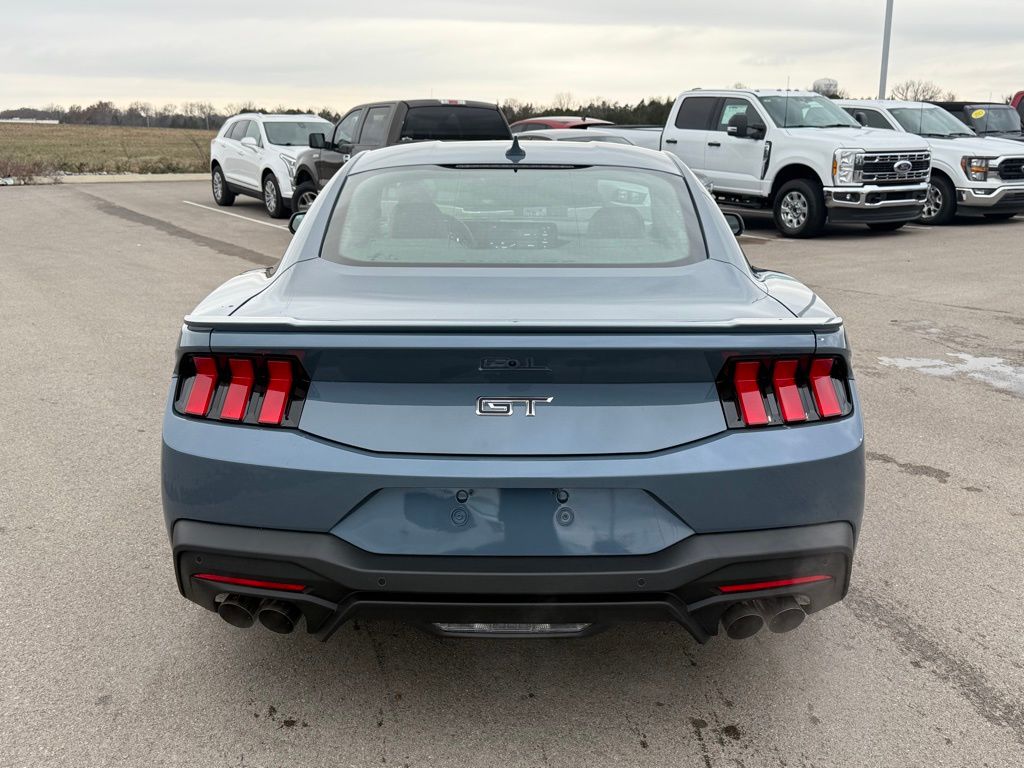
718,356,851,428
174,354,307,427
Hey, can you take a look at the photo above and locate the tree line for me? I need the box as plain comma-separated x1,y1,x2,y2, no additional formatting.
0,101,341,130
2,82,999,133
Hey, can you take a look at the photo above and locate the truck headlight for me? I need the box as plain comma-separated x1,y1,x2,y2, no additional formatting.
832,149,862,186
279,154,297,170
960,156,993,182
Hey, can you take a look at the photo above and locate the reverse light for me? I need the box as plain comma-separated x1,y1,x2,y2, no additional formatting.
960,156,993,181
174,354,306,427
718,574,832,594
193,573,306,592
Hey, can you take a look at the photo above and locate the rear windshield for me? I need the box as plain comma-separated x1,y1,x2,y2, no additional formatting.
263,120,330,146
965,106,1022,133
320,166,706,267
399,107,511,141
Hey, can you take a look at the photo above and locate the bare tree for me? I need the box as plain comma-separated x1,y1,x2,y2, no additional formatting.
552,91,575,112
195,102,217,130
889,80,945,101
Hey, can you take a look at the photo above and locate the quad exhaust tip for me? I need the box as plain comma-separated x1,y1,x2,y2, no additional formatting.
721,596,806,639
217,594,262,629
217,595,301,634
257,600,301,635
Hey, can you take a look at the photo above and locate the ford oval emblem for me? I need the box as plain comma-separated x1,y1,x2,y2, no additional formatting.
893,159,913,173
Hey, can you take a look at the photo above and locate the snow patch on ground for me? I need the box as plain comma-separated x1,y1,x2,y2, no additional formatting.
879,353,1024,396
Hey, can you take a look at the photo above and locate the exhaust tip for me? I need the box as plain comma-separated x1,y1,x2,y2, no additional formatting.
721,602,764,640
755,597,807,634
257,600,301,635
217,594,261,629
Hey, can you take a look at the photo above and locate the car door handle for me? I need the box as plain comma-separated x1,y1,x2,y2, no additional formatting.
707,141,722,147
664,138,678,144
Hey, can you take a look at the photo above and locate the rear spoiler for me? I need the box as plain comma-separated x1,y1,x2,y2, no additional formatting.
184,315,843,333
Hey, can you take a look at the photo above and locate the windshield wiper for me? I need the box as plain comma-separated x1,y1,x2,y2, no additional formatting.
812,123,858,129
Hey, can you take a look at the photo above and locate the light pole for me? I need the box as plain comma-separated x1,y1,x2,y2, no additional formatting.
878,0,895,98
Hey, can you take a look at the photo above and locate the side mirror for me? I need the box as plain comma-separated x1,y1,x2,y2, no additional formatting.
723,212,745,237
748,124,766,140
726,113,749,138
288,211,306,235
240,136,259,149
308,133,326,149
853,111,868,126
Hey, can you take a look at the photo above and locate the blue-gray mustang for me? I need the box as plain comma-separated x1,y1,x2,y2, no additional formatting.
162,140,864,641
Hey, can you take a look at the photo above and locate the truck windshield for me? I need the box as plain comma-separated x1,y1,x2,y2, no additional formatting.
757,95,860,129
263,121,331,146
888,107,974,137
965,106,1022,134
400,107,511,141
321,165,706,267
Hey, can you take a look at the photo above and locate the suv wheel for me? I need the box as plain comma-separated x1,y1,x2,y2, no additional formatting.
263,174,288,219
292,181,319,213
920,176,955,225
211,165,235,207
773,179,825,238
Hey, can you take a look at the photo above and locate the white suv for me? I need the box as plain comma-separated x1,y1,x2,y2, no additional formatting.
838,100,1024,224
210,113,333,218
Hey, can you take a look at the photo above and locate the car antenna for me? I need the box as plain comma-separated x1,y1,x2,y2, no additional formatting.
505,135,526,163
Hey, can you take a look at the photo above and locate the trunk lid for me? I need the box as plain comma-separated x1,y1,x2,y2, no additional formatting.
205,259,822,456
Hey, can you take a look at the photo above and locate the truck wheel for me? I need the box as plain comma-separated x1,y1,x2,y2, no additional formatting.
211,165,235,207
867,222,906,232
773,179,825,238
920,176,955,225
983,213,1016,221
262,174,288,219
292,182,319,213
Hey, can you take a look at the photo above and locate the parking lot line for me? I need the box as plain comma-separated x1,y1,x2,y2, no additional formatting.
739,233,778,242
182,200,289,231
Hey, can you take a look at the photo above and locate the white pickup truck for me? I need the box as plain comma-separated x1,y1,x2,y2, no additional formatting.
597,89,932,237
837,100,1024,224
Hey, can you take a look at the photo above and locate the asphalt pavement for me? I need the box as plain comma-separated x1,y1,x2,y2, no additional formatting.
1,181,1022,767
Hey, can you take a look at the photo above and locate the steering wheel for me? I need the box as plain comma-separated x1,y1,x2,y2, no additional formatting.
447,218,477,248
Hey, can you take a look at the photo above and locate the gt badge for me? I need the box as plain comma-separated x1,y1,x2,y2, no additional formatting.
475,396,554,416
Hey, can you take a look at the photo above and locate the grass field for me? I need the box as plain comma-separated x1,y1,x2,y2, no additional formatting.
0,123,216,179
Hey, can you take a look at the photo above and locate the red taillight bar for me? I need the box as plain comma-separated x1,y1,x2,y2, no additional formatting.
772,359,806,423
193,573,306,592
718,575,832,594
220,358,255,421
733,361,769,426
184,356,218,416
258,360,294,425
809,357,842,418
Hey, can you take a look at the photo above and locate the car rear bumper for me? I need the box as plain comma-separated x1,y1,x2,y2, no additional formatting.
172,518,855,641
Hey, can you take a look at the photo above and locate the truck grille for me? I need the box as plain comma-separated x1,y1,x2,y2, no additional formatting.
997,159,1024,181
859,151,930,185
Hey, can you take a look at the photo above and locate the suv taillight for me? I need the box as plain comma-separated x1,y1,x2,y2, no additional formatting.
174,354,308,427
717,356,852,428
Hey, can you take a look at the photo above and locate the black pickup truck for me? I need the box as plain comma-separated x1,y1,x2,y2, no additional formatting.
290,99,512,210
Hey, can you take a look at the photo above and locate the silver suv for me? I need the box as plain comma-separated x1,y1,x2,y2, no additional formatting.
210,113,333,218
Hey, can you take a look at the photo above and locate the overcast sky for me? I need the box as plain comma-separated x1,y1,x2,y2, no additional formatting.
2,1,1022,111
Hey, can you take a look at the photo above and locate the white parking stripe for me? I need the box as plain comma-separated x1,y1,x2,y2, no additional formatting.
182,200,289,231
739,233,778,242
